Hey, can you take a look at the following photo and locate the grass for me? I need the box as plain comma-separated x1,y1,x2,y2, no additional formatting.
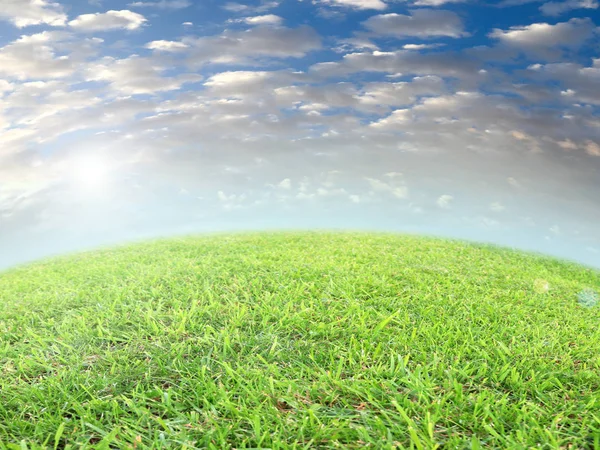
1,230,599,449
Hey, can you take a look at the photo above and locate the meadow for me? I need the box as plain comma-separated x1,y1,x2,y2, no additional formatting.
0,231,599,449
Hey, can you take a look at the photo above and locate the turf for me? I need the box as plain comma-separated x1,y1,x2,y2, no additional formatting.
1,231,599,449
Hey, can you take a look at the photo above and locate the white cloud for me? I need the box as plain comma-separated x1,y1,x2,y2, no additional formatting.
363,10,467,38
217,190,248,210
358,76,446,111
0,32,74,80
507,177,521,188
202,71,297,97
584,140,600,156
384,172,402,178
526,60,600,105
273,83,362,112
242,14,283,25
437,195,453,209
412,0,467,4
490,202,505,212
369,109,411,129
310,50,480,80
223,1,280,13
183,25,321,66
145,40,189,51
540,0,598,16
3,81,103,129
85,55,202,94
365,177,392,191
335,37,379,53
364,177,409,199
315,187,348,197
556,138,578,150
319,0,387,11
297,192,315,200
317,0,388,9
488,18,597,52
278,178,292,189
223,2,251,12
497,0,541,6
69,10,147,32
510,130,541,153
403,43,445,50
391,187,408,199
549,225,561,235
0,80,14,95
0,0,67,28
128,0,191,8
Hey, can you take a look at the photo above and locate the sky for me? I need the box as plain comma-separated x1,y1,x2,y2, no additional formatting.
0,0,599,270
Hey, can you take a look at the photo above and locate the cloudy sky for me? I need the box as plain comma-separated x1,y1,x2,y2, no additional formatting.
0,0,599,270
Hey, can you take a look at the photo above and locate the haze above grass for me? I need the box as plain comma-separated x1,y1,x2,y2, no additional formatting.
1,231,599,449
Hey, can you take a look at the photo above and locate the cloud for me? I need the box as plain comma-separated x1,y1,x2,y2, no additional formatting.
539,0,598,15
145,40,189,51
273,82,361,112
507,177,521,188
0,93,156,163
437,194,453,208
204,71,281,94
69,10,147,32
556,138,578,151
0,32,74,80
510,130,542,153
242,14,283,25
0,0,67,28
549,224,561,235
2,80,103,129
526,59,600,105
488,18,597,54
222,1,280,13
334,37,379,53
363,9,467,38
278,178,292,189
584,140,600,156
364,177,409,199
223,2,250,12
357,75,446,111
369,109,411,129
181,25,322,66
412,0,468,4
310,50,480,80
128,0,191,8
84,55,202,94
0,80,14,94
216,190,248,211
317,0,388,9
384,172,402,178
497,0,541,6
403,43,446,50
316,187,348,197
490,202,506,212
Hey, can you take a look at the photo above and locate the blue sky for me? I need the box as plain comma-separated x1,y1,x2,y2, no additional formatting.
0,0,599,269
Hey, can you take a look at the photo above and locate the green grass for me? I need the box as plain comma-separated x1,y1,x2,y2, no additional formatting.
1,231,600,449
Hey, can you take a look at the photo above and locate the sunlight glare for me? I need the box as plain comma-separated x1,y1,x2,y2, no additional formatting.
70,154,110,190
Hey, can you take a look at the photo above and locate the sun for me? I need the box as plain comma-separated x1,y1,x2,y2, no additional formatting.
70,154,110,190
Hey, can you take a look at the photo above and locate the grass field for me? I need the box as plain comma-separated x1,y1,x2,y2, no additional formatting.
1,231,600,449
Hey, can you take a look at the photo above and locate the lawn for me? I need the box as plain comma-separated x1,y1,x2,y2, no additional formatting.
1,231,599,449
